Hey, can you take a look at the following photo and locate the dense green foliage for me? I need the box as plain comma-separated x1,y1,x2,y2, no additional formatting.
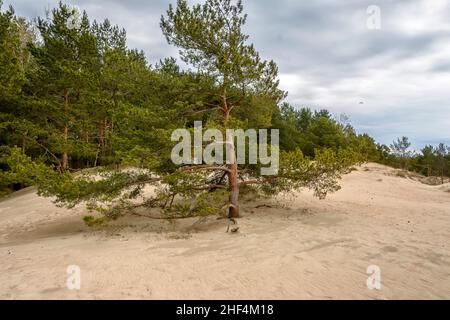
1,1,448,222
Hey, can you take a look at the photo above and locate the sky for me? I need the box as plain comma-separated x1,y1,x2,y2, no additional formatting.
4,0,450,149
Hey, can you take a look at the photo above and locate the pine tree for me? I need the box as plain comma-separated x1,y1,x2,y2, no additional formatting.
434,143,449,184
0,2,26,98
160,0,285,217
390,136,412,170
28,2,99,171
420,145,435,176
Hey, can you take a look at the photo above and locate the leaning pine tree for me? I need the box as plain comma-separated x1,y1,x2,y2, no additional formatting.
159,0,288,218
15,0,361,226
158,0,359,219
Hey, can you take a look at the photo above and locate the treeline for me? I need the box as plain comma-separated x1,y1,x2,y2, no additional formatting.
384,137,450,184
0,0,448,205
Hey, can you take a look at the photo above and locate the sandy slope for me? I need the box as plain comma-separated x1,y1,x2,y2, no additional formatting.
0,163,449,300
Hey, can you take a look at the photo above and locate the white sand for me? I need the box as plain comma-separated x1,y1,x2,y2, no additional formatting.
0,163,449,300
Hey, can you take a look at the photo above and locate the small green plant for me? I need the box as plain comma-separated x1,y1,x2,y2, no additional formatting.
83,215,107,228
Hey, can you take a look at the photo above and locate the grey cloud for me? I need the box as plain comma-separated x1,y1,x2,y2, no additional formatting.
430,60,450,73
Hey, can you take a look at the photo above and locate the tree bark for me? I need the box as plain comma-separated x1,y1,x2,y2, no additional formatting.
226,128,239,218
228,161,239,218
62,89,69,171
222,87,239,218
99,118,109,158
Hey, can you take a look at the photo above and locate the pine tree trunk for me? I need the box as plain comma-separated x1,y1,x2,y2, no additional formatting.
62,125,68,170
228,161,239,218
62,89,69,171
104,118,108,150
225,117,239,218
99,120,105,156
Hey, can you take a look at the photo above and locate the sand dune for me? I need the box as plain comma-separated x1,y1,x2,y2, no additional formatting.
0,163,449,299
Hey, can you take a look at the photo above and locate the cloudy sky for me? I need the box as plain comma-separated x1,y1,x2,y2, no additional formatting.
5,0,450,149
